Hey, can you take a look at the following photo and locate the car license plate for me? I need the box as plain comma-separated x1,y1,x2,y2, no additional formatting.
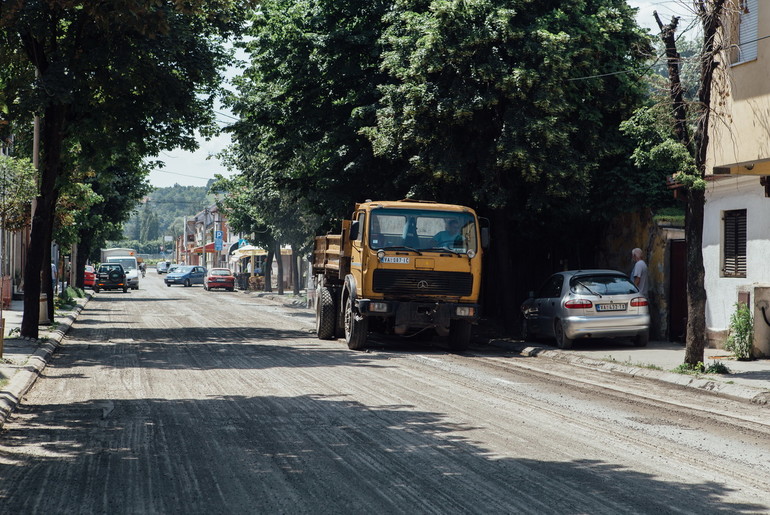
596,303,627,312
381,257,409,264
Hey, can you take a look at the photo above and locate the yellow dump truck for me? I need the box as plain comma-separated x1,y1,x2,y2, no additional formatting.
313,199,488,350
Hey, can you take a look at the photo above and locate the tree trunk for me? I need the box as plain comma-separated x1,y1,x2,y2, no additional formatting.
21,104,65,338
264,250,273,292
291,244,300,295
275,242,284,295
684,188,707,363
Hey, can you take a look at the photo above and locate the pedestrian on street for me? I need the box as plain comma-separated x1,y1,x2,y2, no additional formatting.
631,247,648,296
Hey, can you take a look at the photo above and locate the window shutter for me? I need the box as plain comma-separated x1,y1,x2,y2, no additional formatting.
723,210,747,277
737,0,759,63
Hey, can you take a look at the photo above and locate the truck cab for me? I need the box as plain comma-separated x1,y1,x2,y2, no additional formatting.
314,200,487,351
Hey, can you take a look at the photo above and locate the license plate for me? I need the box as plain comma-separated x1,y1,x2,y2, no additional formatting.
381,257,409,264
596,303,627,312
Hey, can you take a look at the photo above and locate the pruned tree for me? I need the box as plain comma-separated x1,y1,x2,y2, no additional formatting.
653,0,727,365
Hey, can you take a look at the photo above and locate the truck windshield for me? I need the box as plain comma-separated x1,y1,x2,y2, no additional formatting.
109,258,137,271
368,208,478,253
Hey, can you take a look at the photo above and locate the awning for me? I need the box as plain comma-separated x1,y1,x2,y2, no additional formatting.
192,242,217,254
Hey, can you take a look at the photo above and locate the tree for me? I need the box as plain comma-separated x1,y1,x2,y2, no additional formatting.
363,0,650,321
1,0,251,337
652,1,727,365
0,156,36,231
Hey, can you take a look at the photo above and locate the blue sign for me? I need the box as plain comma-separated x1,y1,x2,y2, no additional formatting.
215,230,223,251
238,238,249,248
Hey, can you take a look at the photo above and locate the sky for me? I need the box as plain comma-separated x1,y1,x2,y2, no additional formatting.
147,1,697,190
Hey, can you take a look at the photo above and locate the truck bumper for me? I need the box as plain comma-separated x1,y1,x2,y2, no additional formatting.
356,299,480,334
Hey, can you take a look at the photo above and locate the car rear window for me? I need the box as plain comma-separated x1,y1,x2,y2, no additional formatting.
210,269,231,276
570,275,637,295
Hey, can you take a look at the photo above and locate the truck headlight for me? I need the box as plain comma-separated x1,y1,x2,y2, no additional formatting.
456,306,475,317
370,302,389,313
466,249,476,258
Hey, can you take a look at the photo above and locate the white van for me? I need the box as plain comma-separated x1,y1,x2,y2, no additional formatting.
107,256,139,289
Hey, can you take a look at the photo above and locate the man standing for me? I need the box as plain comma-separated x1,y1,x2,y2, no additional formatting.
631,248,648,296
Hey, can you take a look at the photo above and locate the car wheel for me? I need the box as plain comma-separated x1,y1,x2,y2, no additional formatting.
108,271,121,281
228,287,234,292
203,284,208,291
167,283,171,287
94,286,100,293
123,286,128,293
554,320,574,349
634,330,649,347
344,294,368,350
522,318,531,341
316,286,337,340
448,319,472,351
184,279,191,287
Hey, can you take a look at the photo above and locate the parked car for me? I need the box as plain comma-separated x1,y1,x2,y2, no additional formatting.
520,269,650,349
94,263,128,293
157,261,171,274
84,265,96,288
164,265,206,287
204,268,235,291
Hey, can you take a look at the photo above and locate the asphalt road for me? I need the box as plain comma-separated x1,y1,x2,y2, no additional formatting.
1,272,769,514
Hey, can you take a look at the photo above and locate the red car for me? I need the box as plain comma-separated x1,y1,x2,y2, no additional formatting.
84,265,96,288
204,268,235,291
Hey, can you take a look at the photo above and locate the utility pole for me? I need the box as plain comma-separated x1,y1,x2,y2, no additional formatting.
202,208,208,268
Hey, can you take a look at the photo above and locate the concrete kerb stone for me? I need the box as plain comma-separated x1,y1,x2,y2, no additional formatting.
486,338,770,405
0,295,90,429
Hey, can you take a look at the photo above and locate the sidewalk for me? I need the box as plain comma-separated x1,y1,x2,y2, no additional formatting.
0,296,89,428
485,338,770,405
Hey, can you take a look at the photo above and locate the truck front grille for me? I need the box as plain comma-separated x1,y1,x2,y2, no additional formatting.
372,270,473,297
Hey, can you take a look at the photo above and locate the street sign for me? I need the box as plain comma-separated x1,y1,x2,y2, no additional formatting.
215,230,223,251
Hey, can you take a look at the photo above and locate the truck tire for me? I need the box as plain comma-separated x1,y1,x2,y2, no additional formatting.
316,287,336,340
448,319,472,351
344,294,368,350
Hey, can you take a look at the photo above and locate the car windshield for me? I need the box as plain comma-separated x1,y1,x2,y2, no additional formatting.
368,208,478,252
570,274,637,295
175,266,194,273
99,265,122,273
210,269,231,276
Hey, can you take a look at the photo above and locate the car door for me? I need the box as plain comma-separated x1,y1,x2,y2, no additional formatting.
533,274,565,337
194,267,206,284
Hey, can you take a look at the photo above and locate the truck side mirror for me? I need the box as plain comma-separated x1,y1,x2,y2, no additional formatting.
481,227,490,250
349,220,360,241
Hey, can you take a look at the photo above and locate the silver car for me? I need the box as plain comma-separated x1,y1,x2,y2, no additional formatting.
520,269,650,349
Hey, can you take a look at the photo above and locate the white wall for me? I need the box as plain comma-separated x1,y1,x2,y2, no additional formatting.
704,175,770,332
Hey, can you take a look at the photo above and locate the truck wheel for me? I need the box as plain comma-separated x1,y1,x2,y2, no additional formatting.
554,320,574,349
448,319,472,351
344,295,368,350
316,287,336,340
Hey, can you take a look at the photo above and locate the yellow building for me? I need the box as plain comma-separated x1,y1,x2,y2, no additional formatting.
704,0,770,356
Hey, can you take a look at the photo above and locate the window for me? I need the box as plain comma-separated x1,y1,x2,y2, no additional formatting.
723,209,747,277
732,0,758,64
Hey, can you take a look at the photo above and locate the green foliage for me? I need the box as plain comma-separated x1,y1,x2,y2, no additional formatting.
0,155,36,230
674,361,731,375
726,302,754,360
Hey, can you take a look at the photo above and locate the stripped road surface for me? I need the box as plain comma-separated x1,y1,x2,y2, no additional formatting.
1,273,768,513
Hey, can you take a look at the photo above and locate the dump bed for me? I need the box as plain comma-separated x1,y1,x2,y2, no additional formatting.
312,220,351,280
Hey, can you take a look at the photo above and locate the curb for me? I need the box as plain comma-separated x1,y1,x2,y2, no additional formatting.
0,295,90,429
486,338,770,405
